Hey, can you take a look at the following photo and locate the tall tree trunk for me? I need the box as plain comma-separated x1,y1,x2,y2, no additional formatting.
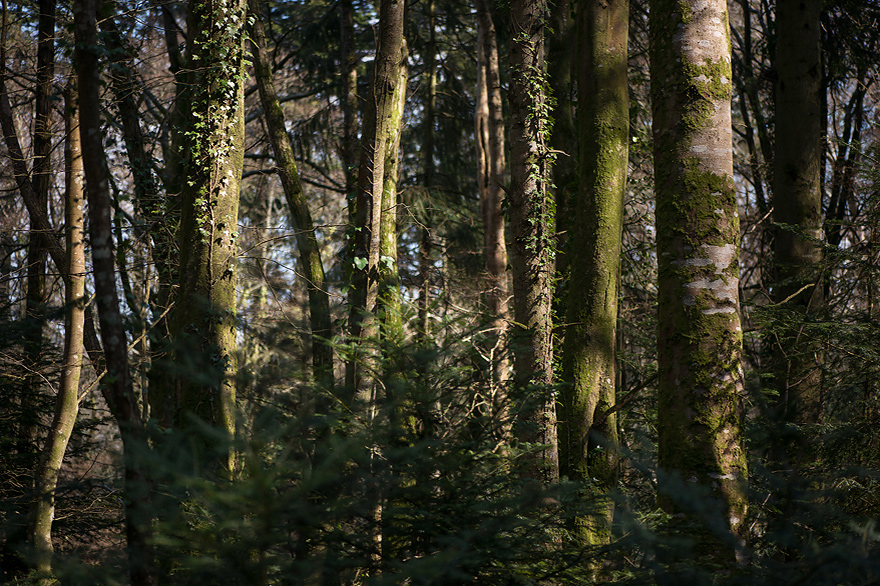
346,0,406,404
475,0,511,427
651,0,748,561
20,0,55,453
29,81,85,580
379,47,407,346
73,2,156,583
418,0,436,343
171,0,247,474
249,0,334,387
340,0,359,205
508,0,558,483
559,0,628,546
772,0,825,430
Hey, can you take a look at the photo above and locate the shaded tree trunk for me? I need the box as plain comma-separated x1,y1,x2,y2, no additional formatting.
73,2,156,583
650,0,748,561
559,0,628,546
772,0,825,430
508,0,558,483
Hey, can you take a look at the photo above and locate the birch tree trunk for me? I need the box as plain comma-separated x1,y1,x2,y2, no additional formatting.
650,0,748,559
508,0,558,483
559,0,628,546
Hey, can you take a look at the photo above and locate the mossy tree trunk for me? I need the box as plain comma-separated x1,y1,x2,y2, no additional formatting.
29,82,85,580
172,0,247,473
475,0,511,423
772,0,824,429
250,0,334,388
650,0,748,560
508,0,558,483
559,0,628,546
346,0,406,405
418,0,436,343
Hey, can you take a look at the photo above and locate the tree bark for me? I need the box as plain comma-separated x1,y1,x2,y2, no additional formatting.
249,0,334,387
346,0,406,404
651,0,748,559
475,0,511,428
29,81,85,580
772,0,825,428
508,0,558,483
559,0,628,546
171,0,247,473
73,2,156,583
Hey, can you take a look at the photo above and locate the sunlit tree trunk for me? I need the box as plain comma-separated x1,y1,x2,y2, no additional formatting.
475,0,511,426
29,82,85,580
346,0,406,404
508,0,558,483
651,0,748,561
559,0,628,546
772,0,824,428
250,0,334,387
171,0,247,473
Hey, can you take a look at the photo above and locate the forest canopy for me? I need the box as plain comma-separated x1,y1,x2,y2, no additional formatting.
1,0,880,584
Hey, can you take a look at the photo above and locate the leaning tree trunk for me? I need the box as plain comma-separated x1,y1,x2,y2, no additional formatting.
772,0,824,431
250,0,334,387
508,0,558,483
559,0,628,547
650,0,748,563
29,81,86,580
171,0,247,475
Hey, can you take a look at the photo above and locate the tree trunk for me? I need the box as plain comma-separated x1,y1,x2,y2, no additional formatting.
475,0,511,428
559,0,628,546
249,0,334,387
20,0,55,454
346,0,406,404
772,0,825,429
508,0,558,483
73,2,156,583
651,0,748,560
171,0,247,473
28,81,85,580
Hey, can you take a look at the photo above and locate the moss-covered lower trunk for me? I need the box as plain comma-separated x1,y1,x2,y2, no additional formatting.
650,0,748,563
172,0,247,473
559,0,628,547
